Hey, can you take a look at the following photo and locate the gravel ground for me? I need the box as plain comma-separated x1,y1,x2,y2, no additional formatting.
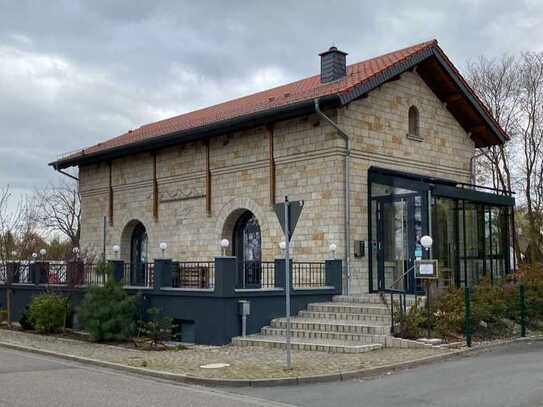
0,329,452,380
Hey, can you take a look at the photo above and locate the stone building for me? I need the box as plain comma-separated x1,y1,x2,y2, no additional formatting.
51,39,514,295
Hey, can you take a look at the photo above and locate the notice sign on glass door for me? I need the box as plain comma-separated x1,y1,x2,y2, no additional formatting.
415,260,438,279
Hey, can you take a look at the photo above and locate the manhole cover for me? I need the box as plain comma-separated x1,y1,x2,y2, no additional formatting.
200,363,230,369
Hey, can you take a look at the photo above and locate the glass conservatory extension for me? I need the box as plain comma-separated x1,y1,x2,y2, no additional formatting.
368,167,515,294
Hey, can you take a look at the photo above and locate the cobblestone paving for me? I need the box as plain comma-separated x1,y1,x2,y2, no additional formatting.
0,329,452,380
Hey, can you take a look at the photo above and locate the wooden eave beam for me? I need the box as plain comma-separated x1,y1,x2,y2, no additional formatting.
152,152,159,221
267,124,276,206
108,162,114,226
205,140,211,216
445,93,463,104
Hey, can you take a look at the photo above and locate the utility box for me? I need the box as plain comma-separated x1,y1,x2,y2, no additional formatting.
238,300,250,316
354,240,365,258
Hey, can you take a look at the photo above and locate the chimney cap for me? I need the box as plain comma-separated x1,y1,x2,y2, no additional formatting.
319,46,348,57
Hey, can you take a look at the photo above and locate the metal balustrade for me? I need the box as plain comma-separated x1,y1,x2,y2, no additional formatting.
47,263,67,285
0,263,6,283
17,263,32,284
172,261,215,289
0,259,334,290
83,263,108,286
0,262,33,284
235,261,275,289
292,262,326,288
122,262,154,288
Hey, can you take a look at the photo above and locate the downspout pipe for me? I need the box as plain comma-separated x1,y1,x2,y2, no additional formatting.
314,98,352,295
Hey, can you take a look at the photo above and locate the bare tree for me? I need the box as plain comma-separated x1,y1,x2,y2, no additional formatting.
34,179,80,248
517,52,543,262
467,55,521,192
467,55,523,263
0,186,38,262
469,52,543,263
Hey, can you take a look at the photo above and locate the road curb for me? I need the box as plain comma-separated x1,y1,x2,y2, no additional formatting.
0,336,541,387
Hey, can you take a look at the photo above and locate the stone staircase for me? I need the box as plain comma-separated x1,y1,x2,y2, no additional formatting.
232,294,428,353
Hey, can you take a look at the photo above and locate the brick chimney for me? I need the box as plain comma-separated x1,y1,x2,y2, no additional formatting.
319,46,348,83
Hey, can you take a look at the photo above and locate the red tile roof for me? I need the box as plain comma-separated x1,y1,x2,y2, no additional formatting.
52,39,506,168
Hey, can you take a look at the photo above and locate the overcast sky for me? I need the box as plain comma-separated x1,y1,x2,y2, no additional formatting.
1,0,543,199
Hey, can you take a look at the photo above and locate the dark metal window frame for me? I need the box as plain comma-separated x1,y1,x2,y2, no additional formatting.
368,167,515,293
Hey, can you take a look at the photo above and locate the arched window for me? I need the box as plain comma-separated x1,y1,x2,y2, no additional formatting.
408,105,421,140
120,220,148,286
232,211,262,288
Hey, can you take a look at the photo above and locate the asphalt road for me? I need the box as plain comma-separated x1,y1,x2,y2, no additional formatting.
229,340,543,407
0,341,542,407
0,349,293,407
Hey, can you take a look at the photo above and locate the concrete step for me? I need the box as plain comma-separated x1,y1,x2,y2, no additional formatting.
333,294,386,305
255,327,433,349
307,302,390,316
232,335,384,353
299,310,390,324
270,317,389,335
382,294,426,308
335,294,423,306
260,327,390,344
229,294,431,354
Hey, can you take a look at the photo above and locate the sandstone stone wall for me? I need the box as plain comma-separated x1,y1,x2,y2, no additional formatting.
79,71,475,294
338,71,474,293
79,110,345,266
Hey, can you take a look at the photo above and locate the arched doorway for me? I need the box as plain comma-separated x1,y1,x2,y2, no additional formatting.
232,211,262,288
130,222,148,286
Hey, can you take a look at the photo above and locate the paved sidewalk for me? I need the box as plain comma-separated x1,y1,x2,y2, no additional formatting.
0,329,450,381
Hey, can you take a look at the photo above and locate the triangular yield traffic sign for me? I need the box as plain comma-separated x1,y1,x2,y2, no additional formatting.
274,199,304,241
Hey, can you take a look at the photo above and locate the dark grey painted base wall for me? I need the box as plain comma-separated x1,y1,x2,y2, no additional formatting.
0,286,335,345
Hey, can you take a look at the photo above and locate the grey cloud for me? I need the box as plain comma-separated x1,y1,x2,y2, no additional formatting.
0,0,542,195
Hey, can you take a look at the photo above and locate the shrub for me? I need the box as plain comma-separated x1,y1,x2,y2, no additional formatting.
394,278,521,341
28,293,69,334
139,307,176,348
394,299,426,339
432,287,465,339
515,264,543,326
19,306,34,330
77,267,136,342
0,308,7,324
471,278,512,338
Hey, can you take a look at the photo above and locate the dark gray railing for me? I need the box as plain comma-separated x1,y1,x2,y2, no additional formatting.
82,263,108,286
123,262,154,288
292,262,326,288
0,262,36,285
172,261,215,289
17,263,32,284
235,260,275,289
0,259,340,292
48,263,67,284
0,263,6,282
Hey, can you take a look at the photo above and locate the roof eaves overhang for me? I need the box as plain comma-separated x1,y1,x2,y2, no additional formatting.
50,94,341,169
337,45,508,145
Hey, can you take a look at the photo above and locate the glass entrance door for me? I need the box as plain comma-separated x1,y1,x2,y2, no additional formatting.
375,196,417,292
130,223,148,286
233,211,262,288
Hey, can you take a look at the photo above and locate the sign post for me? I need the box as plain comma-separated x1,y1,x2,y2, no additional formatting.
283,197,291,369
415,259,438,338
274,196,304,370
